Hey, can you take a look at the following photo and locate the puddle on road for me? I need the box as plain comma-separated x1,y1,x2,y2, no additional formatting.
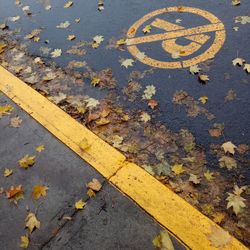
0,0,250,246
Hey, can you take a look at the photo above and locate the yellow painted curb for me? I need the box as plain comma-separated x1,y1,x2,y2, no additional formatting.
0,66,248,250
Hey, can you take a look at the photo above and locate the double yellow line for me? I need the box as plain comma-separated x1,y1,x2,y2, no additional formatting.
0,66,247,250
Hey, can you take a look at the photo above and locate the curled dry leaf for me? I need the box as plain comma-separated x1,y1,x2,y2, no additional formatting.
87,178,102,191
75,199,86,209
25,213,40,233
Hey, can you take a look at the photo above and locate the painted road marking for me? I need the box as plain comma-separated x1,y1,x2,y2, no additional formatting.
126,6,226,69
0,66,247,250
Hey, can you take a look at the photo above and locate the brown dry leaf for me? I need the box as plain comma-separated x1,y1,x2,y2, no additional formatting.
87,178,102,191
189,174,200,184
208,123,224,137
148,99,158,109
25,213,40,233
0,42,7,54
18,155,36,169
221,141,237,154
10,116,22,127
219,156,237,170
225,89,236,102
237,144,249,154
6,185,23,199
207,225,231,248
32,185,49,200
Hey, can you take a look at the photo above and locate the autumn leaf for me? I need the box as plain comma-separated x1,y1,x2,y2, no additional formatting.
75,199,86,209
91,77,101,87
79,138,91,150
207,225,231,248
222,141,237,154
56,21,70,29
171,164,185,175
189,65,201,75
0,105,13,118
243,64,250,73
232,0,240,6
18,155,36,169
64,1,73,8
143,25,151,34
120,58,134,68
92,35,104,48
199,74,209,83
235,16,250,24
51,49,62,58
142,85,156,100
116,38,126,46
32,185,49,200
204,170,214,181
10,116,22,127
189,174,200,184
198,96,208,104
20,235,29,249
226,185,246,215
148,99,158,109
87,189,96,198
87,178,102,191
85,97,100,108
140,112,151,123
219,156,237,170
208,123,224,137
152,230,174,250
67,35,76,41
232,57,245,66
25,213,40,233
6,185,23,200
36,144,45,152
4,168,13,177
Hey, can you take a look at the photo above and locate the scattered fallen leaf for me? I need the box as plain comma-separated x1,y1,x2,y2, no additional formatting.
25,213,40,233
143,25,151,34
56,21,70,29
140,112,151,123
85,97,100,108
36,145,45,152
198,96,208,104
199,74,209,83
207,225,231,248
75,199,86,209
225,89,236,102
142,85,156,100
235,16,250,25
148,99,158,109
152,230,174,250
92,35,104,48
10,116,22,127
232,57,245,66
171,164,185,175
189,174,200,184
32,185,49,200
87,189,96,198
208,123,224,137
212,212,225,224
20,235,29,249
6,185,23,200
0,105,13,118
120,58,134,68
4,168,13,177
204,170,214,181
243,63,250,73
51,49,62,58
219,156,237,170
189,65,201,75
232,0,240,6
9,16,20,22
18,155,36,169
64,1,73,8
91,77,101,87
87,178,102,191
79,138,91,150
222,141,237,154
67,35,76,41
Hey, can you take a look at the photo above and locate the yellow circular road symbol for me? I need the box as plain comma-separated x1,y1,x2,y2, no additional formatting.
126,6,226,69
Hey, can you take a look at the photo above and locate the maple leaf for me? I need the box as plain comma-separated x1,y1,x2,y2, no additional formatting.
51,49,62,58
136,51,146,60
18,155,36,169
10,116,22,127
199,74,209,83
20,235,29,249
152,230,174,250
6,185,24,203
208,123,224,137
243,64,250,73
148,99,158,109
85,97,100,108
75,199,86,209
198,96,208,104
25,29,42,40
204,170,214,181
93,35,104,44
232,57,245,66
91,77,101,87
207,226,231,248
56,21,70,29
142,25,151,34
111,135,123,148
189,174,200,184
140,112,151,123
235,16,250,24
75,18,81,23
232,0,240,5
226,185,246,215
4,168,13,177
120,58,134,68
189,65,201,75
171,164,185,175
222,141,237,154
87,189,96,198
32,185,49,200
49,93,67,104
79,138,91,150
142,85,156,100
36,144,45,152
67,34,76,41
64,1,73,8
25,213,40,233
87,178,102,191
219,156,237,170
0,105,13,118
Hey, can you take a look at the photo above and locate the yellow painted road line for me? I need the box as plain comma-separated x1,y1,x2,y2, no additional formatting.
126,23,224,45
0,66,248,250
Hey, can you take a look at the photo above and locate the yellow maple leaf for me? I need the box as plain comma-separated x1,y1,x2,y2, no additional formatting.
25,213,40,233
75,199,86,210
207,225,231,248
219,156,237,170
171,164,185,175
32,185,49,200
18,155,36,169
36,145,45,152
79,138,91,150
243,63,250,73
143,25,152,34
0,105,13,117
4,168,13,177
152,230,174,250
212,212,225,224
204,170,214,181
222,141,237,154
199,74,209,82
87,189,96,198
91,77,101,87
87,178,102,191
20,235,29,249
198,96,208,104
10,116,22,127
